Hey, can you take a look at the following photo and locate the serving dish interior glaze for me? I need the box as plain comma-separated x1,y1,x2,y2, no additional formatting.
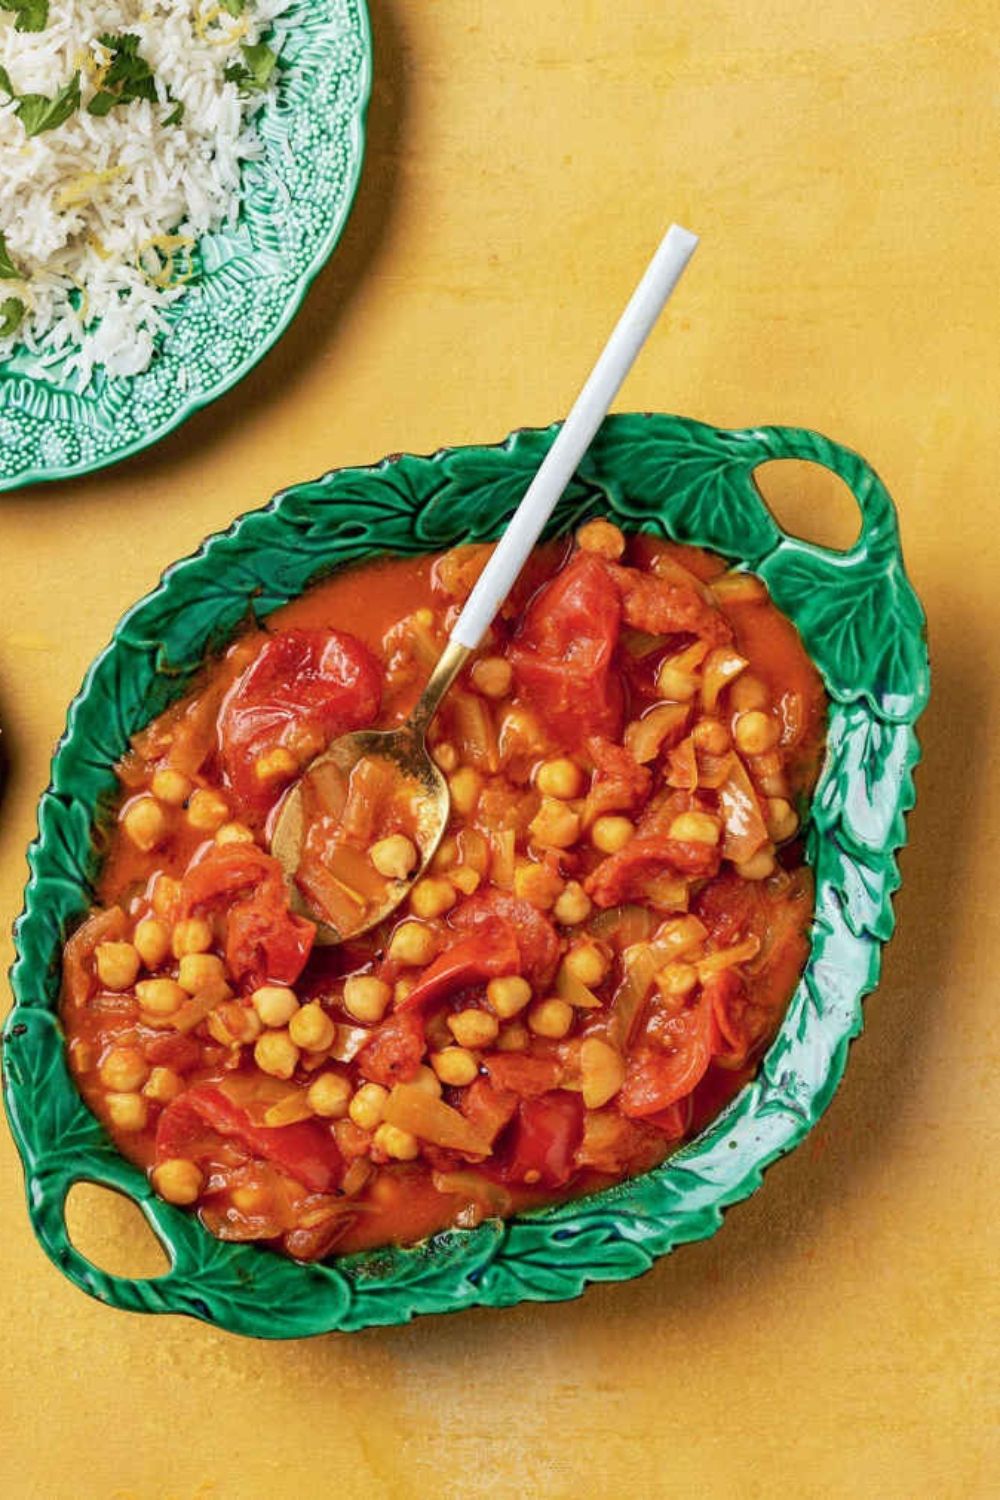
0,0,371,493
3,414,929,1337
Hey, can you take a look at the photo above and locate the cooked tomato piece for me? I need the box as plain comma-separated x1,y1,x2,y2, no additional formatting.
357,1010,426,1086
156,1085,343,1194
618,996,717,1118
179,844,315,989
396,918,520,1010
607,561,731,643
460,1078,519,1148
451,890,561,989
585,835,720,907
500,1092,585,1188
484,1052,564,1097
584,735,652,818
508,552,623,740
219,628,381,815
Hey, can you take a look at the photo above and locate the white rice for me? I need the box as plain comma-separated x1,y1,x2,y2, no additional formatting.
0,0,291,385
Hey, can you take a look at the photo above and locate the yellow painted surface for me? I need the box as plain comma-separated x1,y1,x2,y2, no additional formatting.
0,1,997,1495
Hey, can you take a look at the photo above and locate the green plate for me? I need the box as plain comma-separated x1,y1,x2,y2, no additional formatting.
3,415,929,1337
0,0,371,494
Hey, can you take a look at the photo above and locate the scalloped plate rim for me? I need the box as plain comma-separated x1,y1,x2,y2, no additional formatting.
0,0,373,495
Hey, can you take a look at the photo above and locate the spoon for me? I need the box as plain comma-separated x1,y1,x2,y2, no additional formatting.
272,222,699,942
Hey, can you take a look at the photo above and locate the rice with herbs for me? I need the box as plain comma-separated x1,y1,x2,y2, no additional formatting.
0,0,289,385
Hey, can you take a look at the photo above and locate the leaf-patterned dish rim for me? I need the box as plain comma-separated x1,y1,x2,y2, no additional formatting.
0,0,372,493
2,414,929,1336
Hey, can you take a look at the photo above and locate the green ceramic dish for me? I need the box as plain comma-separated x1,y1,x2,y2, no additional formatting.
0,0,371,494
3,415,929,1337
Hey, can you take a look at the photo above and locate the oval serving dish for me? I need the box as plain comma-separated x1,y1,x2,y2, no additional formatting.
3,415,929,1337
0,0,371,493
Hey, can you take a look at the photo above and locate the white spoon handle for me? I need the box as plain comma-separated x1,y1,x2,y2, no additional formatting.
450,222,699,651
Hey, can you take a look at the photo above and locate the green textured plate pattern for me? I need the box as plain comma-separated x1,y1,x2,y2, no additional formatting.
3,415,929,1337
0,0,371,493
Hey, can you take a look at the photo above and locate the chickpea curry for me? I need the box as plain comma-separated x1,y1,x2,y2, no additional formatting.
60,522,826,1261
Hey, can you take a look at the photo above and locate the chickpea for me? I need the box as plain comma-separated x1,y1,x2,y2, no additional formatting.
730,673,770,714
448,767,482,817
133,916,171,969
135,977,187,1017
579,1037,626,1109
142,1066,184,1104
95,941,140,992
767,797,800,843
370,834,418,880
564,943,610,987
186,788,229,833
215,821,255,846
576,518,626,560
394,977,416,1005
105,1092,148,1132
513,860,565,910
591,815,635,854
122,796,167,852
486,975,532,1019
449,865,481,896
150,768,191,806
410,1064,443,1098
431,741,459,773
374,1123,420,1161
691,718,731,755
734,710,780,757
535,756,584,800
307,1071,352,1119
177,952,228,997
431,1047,480,1087
448,1008,500,1049
343,974,392,1024
470,656,513,699
495,1022,529,1052
735,846,777,881
152,1158,203,1205
289,1002,336,1052
99,1046,149,1093
150,875,180,920
387,921,438,967
409,877,457,921
253,1029,300,1080
529,799,581,851
528,998,574,1039
553,881,592,926
172,918,213,959
349,1082,388,1132
251,985,300,1028
668,811,722,846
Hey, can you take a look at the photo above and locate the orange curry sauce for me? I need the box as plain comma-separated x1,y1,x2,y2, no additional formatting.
61,527,826,1260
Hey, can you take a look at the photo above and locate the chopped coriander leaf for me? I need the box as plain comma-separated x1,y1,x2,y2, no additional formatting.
219,0,246,13
0,232,22,280
87,33,157,116
0,297,25,338
4,0,49,33
224,42,277,94
164,99,184,127
0,64,13,98
15,73,80,137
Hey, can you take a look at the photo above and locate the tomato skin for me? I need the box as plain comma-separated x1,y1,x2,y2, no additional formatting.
585,835,720,908
357,1010,426,1087
618,995,718,1119
179,845,315,989
219,629,381,815
508,552,623,740
500,1092,585,1188
484,1052,563,1097
155,1085,342,1194
396,918,520,1010
451,890,561,989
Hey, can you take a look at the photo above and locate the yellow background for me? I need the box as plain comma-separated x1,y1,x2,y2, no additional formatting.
1,1,997,1495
